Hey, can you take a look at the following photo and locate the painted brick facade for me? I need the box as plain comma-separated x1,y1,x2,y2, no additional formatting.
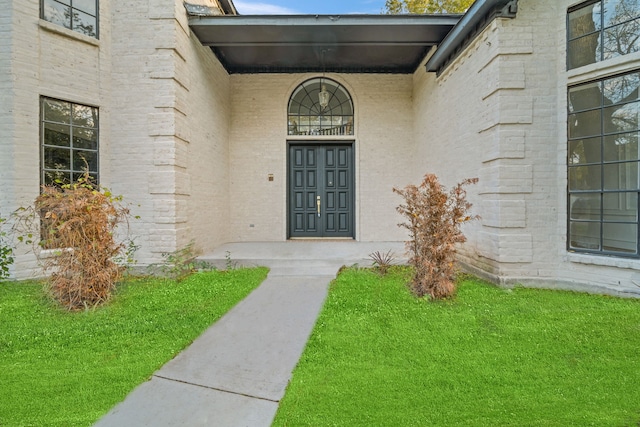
1,0,113,278
413,0,640,296
2,0,640,296
107,0,231,265
228,73,415,242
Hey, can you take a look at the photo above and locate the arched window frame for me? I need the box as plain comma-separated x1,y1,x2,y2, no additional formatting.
288,78,354,137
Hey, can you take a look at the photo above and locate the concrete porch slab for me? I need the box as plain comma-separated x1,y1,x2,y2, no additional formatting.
199,241,408,275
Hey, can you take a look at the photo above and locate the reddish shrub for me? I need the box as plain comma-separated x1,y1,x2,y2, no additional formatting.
394,174,479,299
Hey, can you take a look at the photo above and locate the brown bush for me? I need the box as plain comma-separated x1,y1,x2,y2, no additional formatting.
31,176,131,310
394,174,479,299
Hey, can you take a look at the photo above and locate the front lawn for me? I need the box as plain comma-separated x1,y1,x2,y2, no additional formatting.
274,267,640,426
0,268,268,427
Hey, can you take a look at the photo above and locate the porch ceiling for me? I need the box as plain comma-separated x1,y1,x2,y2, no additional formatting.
187,14,461,74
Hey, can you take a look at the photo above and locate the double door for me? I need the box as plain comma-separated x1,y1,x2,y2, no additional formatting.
288,143,354,238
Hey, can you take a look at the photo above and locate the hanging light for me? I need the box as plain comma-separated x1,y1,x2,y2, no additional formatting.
318,84,330,109
318,48,330,110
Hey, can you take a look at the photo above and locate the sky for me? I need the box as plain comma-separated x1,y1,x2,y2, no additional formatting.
233,0,387,15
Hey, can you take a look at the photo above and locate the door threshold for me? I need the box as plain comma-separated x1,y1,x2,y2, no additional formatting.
289,237,355,241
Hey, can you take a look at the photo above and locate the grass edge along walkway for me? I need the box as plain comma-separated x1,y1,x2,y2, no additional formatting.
274,266,640,427
0,267,268,427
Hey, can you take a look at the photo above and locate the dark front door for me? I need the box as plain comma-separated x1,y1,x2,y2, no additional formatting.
288,143,354,238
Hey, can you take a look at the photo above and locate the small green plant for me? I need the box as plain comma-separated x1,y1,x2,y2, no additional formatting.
224,250,237,271
394,173,479,299
369,250,396,275
161,241,213,280
0,215,14,280
114,239,140,268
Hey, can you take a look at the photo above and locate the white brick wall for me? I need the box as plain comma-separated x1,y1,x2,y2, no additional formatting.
4,0,640,296
109,0,231,264
413,0,640,296
413,1,560,283
1,0,113,279
227,73,414,242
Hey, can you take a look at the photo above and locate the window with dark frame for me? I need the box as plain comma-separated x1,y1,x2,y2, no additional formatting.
567,0,640,70
288,78,354,137
568,70,640,256
41,0,98,38
41,97,99,187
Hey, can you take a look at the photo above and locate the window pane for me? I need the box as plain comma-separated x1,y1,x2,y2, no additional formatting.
569,165,602,190
73,150,98,172
41,97,99,186
72,10,97,37
43,0,71,29
603,72,640,105
604,101,640,134
568,34,600,69
569,110,602,138
604,192,638,221
72,172,98,185
570,193,601,220
602,0,640,28
604,131,639,161
44,123,71,147
73,0,96,15
603,223,637,253
570,221,601,250
288,78,354,136
569,82,602,113
43,98,71,124
44,171,71,186
568,2,601,39
44,146,71,170
603,19,640,61
72,104,97,127
73,128,98,149
569,137,601,165
604,162,639,190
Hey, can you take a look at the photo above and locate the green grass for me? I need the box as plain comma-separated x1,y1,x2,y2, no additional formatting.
0,268,268,427
274,267,640,427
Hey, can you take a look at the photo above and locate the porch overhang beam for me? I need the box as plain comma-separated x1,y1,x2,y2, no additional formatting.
187,14,461,74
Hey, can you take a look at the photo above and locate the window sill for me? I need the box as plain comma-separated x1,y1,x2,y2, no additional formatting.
567,251,640,270
38,20,99,47
567,52,640,85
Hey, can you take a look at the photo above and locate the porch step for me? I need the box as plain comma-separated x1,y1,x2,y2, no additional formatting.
198,241,408,277
199,258,352,276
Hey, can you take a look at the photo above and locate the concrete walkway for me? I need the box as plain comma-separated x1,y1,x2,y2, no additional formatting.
95,241,405,427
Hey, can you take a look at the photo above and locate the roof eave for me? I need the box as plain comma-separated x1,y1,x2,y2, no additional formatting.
424,0,519,74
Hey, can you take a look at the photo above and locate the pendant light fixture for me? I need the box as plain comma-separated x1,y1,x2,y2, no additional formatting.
318,84,330,109
318,49,330,110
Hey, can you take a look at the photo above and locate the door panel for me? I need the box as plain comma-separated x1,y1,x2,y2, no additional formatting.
288,143,354,238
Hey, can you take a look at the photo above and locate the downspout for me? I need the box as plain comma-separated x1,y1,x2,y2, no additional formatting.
425,0,518,74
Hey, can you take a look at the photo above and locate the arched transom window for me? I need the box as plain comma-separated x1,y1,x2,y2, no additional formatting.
288,78,354,136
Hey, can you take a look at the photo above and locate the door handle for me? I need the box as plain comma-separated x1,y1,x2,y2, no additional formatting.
317,195,321,217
